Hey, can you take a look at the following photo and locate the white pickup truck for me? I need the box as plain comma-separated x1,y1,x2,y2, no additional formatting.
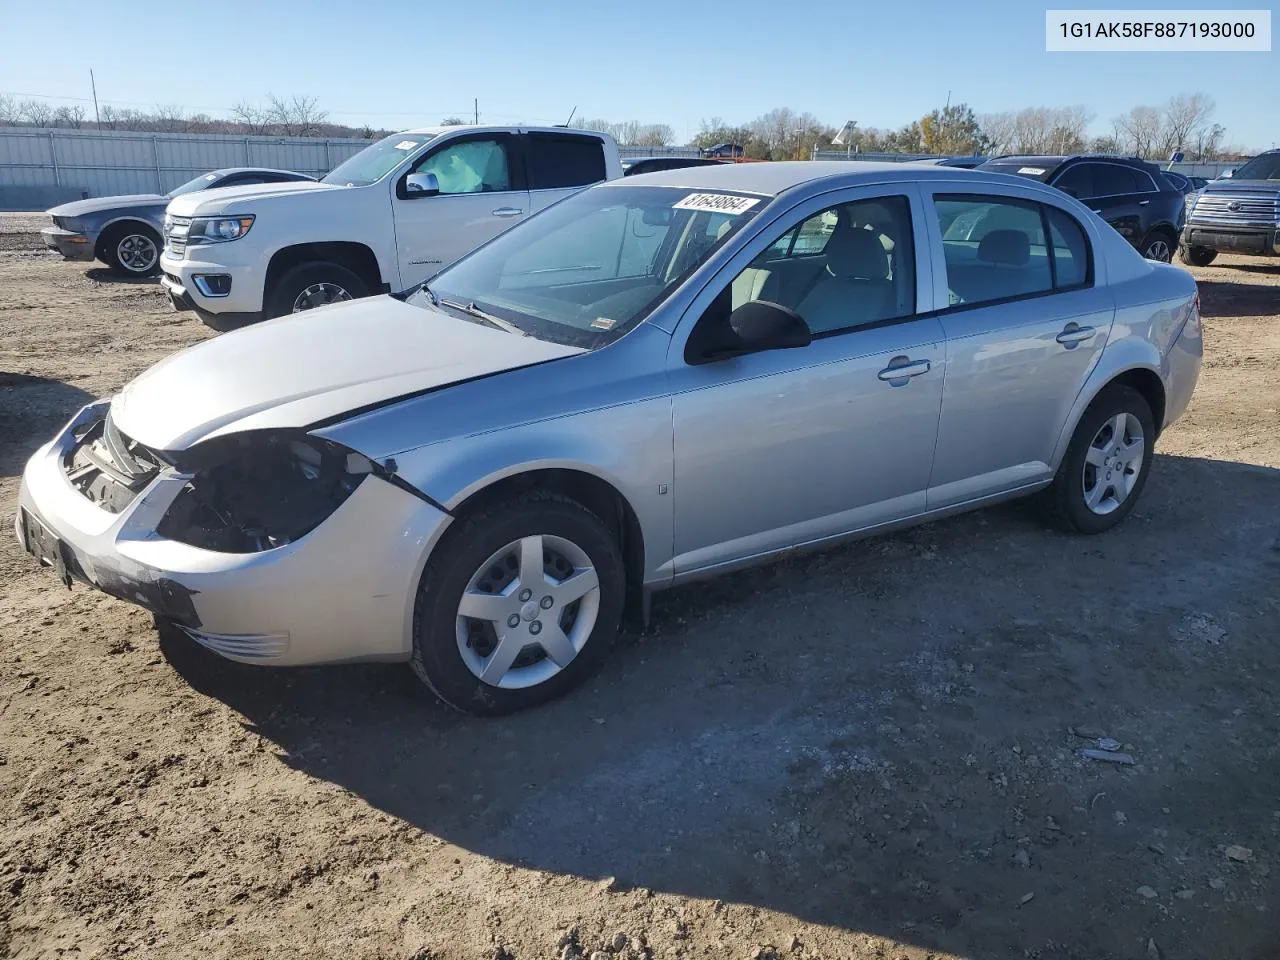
160,125,622,329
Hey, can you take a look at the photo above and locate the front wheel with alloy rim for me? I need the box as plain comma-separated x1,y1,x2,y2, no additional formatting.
1039,384,1155,534
266,261,368,319
1140,232,1174,263
103,224,161,276
411,493,626,715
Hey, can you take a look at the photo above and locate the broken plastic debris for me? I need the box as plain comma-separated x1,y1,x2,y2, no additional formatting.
1081,748,1135,765
1096,737,1122,752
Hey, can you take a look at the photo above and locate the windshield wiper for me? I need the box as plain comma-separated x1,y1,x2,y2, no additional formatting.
439,297,526,336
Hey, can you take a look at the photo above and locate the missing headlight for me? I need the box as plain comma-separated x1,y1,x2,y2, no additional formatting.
157,431,373,553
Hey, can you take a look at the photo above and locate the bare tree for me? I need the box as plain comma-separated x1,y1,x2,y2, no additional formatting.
440,116,465,126
977,112,1016,155
0,94,18,125
1159,93,1215,157
52,104,86,129
635,123,675,147
267,95,327,137
19,99,55,126
151,103,188,133
1191,122,1226,161
1113,105,1162,158
232,101,273,136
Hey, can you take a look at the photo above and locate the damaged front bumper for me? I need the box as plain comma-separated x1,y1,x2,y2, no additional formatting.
16,401,452,665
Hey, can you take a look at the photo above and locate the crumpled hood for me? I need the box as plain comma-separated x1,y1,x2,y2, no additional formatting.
165,180,338,217
49,194,165,218
110,296,584,451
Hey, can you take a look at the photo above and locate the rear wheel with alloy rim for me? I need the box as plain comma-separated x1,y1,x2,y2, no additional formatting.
411,493,625,714
1040,384,1155,534
1140,232,1174,263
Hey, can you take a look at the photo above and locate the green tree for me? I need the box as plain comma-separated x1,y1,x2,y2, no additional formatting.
920,103,988,155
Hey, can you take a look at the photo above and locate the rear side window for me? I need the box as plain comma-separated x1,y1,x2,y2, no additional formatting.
933,195,1092,308
527,134,607,190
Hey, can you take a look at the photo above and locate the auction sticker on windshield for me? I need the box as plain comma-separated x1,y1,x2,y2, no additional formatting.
673,193,761,215
394,140,420,150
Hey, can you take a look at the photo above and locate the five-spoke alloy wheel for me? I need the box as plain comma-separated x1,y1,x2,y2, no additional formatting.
1041,384,1155,534
411,493,625,715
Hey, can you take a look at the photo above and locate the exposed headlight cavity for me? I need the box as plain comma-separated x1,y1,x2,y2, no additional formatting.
157,432,372,553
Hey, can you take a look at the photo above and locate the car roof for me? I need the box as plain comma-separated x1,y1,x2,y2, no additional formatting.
206,167,313,179
606,160,1036,196
985,156,1067,166
401,124,609,138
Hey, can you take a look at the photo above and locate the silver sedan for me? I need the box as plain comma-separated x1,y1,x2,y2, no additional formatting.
16,162,1202,714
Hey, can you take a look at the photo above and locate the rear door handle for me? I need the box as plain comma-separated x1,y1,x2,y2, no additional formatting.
877,357,931,383
492,207,523,218
1056,323,1096,347
1138,199,1151,206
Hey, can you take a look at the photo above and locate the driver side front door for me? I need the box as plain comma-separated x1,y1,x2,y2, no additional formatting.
666,187,946,577
391,133,530,287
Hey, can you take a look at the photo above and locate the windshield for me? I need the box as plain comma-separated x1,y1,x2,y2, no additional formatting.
415,185,767,347
166,172,221,199
1230,153,1280,181
322,133,437,187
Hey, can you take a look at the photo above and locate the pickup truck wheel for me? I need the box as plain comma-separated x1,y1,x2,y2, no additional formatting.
102,223,161,277
1178,244,1217,267
267,261,368,319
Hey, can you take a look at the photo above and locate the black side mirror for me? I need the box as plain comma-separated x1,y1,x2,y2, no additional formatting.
729,300,811,351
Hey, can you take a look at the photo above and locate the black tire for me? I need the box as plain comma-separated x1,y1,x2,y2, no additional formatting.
1039,384,1156,535
410,492,626,715
1139,230,1175,263
265,261,368,319
1178,244,1218,267
101,222,161,277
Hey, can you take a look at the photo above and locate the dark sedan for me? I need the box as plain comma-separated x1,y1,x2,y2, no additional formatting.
42,168,315,276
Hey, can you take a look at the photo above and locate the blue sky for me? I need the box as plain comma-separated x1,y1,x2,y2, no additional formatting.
2,0,1275,148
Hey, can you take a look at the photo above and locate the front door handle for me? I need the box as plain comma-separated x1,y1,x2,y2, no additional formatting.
492,207,523,218
877,357,931,383
1138,199,1151,206
1056,323,1096,347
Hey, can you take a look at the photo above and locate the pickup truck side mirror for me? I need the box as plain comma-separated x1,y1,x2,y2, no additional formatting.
405,172,441,197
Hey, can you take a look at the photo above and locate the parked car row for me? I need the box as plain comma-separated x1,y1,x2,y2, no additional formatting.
20,155,1202,714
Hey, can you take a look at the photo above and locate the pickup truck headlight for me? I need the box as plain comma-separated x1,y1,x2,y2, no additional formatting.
156,431,373,553
188,215,255,245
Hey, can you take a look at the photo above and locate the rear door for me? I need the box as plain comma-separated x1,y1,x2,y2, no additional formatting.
524,132,609,215
390,132,529,285
1071,162,1148,245
922,189,1115,508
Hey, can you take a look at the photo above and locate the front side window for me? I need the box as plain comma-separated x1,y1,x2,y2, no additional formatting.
934,195,1092,307
418,185,765,347
415,139,512,195
166,172,220,199
724,196,916,335
1091,164,1142,197
1052,164,1095,199
321,133,436,187
527,135,606,190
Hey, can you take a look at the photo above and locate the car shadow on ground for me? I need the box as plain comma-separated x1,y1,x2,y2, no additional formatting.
1195,279,1280,319
0,373,94,477
84,267,159,285
160,453,1280,959
1222,262,1280,276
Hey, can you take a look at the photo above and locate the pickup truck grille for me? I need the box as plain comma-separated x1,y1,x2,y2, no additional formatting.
164,215,191,257
1190,192,1280,226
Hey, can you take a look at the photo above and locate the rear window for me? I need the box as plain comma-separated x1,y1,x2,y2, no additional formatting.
527,134,607,190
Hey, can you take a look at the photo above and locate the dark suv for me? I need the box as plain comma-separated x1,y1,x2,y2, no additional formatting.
977,154,1185,262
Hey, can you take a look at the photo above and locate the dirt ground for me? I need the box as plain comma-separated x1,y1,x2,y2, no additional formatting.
1,211,1278,960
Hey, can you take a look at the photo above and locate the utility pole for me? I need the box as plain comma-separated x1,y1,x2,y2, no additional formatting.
89,69,101,129
474,98,479,125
